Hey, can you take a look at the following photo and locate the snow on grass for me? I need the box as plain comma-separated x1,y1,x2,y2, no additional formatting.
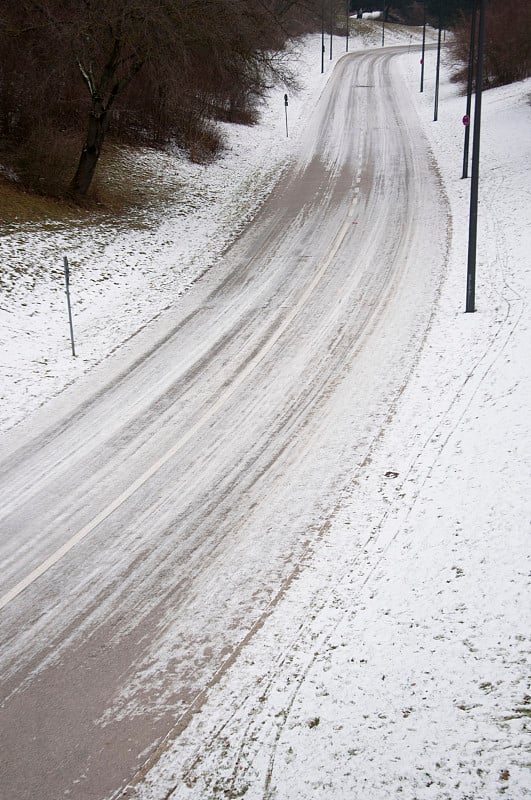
125,38,531,800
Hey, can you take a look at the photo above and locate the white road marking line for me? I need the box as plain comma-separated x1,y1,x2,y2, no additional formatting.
0,196,360,612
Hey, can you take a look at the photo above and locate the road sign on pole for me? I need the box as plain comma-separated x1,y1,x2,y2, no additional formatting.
462,0,478,179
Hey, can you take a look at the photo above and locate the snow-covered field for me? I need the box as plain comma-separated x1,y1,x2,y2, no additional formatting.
1,21,529,800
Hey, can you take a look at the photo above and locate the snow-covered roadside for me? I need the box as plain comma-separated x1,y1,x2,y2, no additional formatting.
127,44,531,800
0,24,431,434
2,22,529,800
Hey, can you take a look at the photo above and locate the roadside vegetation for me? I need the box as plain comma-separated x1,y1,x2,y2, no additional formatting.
0,0,324,202
0,0,528,215
450,0,531,89
351,1,530,90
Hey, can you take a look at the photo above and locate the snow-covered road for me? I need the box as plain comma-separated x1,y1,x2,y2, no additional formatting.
0,46,448,799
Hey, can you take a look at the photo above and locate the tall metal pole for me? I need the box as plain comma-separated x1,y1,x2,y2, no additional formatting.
381,1,385,46
346,0,349,52
420,0,426,92
330,0,333,60
462,0,478,178
466,0,487,313
321,0,325,73
434,2,442,121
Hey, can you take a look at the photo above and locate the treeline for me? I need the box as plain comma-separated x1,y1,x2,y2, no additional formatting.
0,0,323,200
359,0,474,25
371,1,530,89
451,0,531,89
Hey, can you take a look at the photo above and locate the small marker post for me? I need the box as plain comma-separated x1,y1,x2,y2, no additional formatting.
284,94,289,138
64,256,76,357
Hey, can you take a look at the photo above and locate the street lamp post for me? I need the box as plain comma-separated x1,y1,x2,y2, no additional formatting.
420,0,426,92
330,0,334,60
434,1,442,121
462,0,478,179
321,0,325,73
466,0,487,313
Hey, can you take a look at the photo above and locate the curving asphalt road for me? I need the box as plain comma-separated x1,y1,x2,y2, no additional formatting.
0,45,448,800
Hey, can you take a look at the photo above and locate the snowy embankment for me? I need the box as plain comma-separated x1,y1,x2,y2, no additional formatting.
1,21,529,800
127,34,530,800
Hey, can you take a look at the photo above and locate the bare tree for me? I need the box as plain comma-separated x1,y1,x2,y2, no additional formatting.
0,0,323,199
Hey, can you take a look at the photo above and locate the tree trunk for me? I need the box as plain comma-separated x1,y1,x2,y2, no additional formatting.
69,104,109,198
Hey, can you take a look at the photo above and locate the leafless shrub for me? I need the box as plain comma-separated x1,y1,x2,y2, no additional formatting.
3,125,81,197
398,2,426,26
188,123,226,164
450,0,531,89
0,0,323,200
